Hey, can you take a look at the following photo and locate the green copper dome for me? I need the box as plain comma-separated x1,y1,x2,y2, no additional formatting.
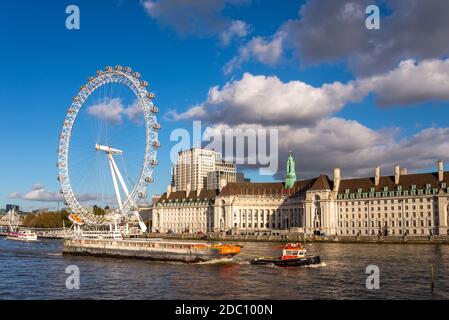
285,152,296,189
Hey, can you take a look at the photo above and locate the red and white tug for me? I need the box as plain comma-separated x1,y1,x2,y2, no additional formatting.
251,243,321,267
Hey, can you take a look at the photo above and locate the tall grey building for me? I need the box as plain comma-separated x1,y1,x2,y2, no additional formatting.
173,148,236,192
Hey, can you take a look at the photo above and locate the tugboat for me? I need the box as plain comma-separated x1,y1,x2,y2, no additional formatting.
251,243,321,267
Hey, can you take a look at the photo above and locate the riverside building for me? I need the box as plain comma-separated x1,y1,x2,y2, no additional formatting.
152,150,449,237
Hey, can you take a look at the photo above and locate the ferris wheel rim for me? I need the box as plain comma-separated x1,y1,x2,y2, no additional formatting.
57,66,159,226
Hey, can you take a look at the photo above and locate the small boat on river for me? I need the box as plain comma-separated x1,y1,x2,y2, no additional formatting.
251,243,321,267
7,229,38,242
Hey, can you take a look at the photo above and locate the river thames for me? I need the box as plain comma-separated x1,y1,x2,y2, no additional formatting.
1,237,449,300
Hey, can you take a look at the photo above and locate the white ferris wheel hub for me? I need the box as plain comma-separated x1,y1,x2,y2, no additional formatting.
95,144,123,155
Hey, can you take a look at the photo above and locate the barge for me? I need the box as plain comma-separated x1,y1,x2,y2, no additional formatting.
63,238,241,263
251,243,321,267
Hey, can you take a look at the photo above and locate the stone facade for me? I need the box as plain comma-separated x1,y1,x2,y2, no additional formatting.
152,157,449,237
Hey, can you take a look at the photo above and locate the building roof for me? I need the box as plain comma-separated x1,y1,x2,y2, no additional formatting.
157,189,219,202
155,170,449,204
219,178,316,197
337,171,449,194
309,174,332,191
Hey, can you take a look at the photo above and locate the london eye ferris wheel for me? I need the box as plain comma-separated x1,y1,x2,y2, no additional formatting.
57,66,160,232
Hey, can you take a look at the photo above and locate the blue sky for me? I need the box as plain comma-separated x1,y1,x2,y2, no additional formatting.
1,0,449,211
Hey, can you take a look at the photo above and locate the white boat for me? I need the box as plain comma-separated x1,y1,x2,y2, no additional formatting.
7,229,38,241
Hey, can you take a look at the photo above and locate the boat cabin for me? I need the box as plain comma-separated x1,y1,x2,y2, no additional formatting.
281,243,307,260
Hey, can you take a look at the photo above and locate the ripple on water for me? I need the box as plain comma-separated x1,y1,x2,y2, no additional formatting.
1,239,449,299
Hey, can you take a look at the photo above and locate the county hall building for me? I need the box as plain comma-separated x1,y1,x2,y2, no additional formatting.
152,148,449,237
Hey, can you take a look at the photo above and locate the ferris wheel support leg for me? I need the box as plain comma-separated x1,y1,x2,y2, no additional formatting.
109,155,132,201
108,154,123,210
110,154,148,233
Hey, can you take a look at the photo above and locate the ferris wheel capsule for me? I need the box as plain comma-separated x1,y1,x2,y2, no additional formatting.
133,72,141,78
153,141,161,148
140,80,148,87
139,192,147,198
150,159,159,166
152,123,161,130
105,66,113,72
88,76,94,82
147,92,155,100
115,65,123,71
145,177,154,183
125,66,132,73
96,70,103,75
151,106,159,113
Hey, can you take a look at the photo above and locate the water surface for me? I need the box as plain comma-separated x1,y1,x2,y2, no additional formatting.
0,238,448,300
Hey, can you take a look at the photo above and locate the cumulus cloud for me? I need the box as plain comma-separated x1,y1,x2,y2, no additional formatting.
361,59,449,106
142,0,250,37
10,185,100,203
172,58,449,127
283,0,449,76
169,58,449,177
171,72,365,125
202,120,449,179
220,20,251,46
87,98,144,125
224,32,285,74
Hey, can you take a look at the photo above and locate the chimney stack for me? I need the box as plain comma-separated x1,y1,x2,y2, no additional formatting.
400,168,408,175
219,177,228,191
394,164,400,185
438,160,444,182
375,166,381,186
166,185,172,197
333,167,341,192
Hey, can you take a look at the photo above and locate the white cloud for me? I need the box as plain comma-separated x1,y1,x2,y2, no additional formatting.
173,58,449,127
204,120,449,179
170,58,449,177
170,72,365,125
360,59,449,106
87,98,144,125
220,20,251,45
123,100,145,124
10,185,99,203
224,32,285,74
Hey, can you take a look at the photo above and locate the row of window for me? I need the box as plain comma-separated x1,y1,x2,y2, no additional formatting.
340,219,432,228
340,198,435,206
340,211,433,219
340,204,435,212
339,228,432,235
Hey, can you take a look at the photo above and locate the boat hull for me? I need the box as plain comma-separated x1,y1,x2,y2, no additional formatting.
251,256,321,267
6,236,38,242
63,239,240,263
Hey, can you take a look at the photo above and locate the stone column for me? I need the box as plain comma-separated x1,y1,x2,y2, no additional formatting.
437,194,448,235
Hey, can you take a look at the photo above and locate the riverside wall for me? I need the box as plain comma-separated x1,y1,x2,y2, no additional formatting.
143,233,449,244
